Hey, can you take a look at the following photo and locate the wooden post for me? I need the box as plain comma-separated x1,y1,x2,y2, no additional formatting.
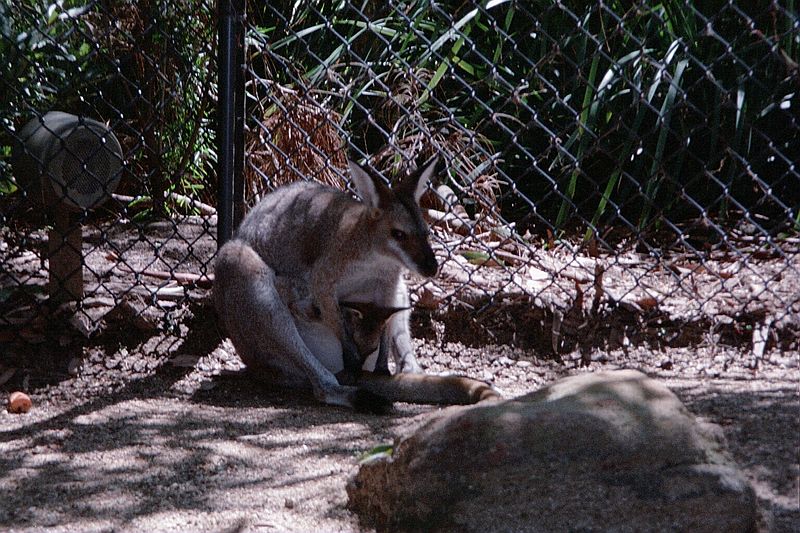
47,209,83,302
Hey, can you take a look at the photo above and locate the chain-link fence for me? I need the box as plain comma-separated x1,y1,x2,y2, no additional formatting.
1,1,798,384
1,1,218,389
240,1,799,361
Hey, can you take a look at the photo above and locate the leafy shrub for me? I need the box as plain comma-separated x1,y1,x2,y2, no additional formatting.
247,0,799,239
1,0,217,218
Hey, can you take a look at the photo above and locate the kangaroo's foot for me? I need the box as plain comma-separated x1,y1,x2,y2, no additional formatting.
313,383,359,408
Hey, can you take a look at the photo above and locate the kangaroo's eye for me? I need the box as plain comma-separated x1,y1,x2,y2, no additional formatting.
391,229,407,241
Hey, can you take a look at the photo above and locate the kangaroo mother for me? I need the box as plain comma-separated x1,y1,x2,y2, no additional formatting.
214,158,440,408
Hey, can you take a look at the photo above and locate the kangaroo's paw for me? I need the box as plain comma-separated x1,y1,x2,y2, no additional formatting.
335,370,360,386
352,388,393,415
313,383,359,408
397,354,423,374
475,382,503,402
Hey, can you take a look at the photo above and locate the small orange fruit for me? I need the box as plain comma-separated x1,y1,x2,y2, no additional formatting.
8,391,32,414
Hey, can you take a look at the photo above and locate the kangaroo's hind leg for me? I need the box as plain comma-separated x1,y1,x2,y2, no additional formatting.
213,239,358,407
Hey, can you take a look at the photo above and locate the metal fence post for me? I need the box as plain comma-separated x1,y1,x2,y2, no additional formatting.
233,13,246,229
217,0,245,246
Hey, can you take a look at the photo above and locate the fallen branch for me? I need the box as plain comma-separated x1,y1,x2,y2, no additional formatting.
492,249,525,266
116,263,214,289
112,193,217,216
425,208,473,235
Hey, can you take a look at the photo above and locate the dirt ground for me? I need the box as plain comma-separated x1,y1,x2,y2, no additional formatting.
0,307,797,532
0,218,798,532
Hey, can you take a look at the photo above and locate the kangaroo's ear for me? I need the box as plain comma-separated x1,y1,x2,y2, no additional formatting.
339,302,409,323
340,300,371,318
341,307,364,321
379,306,411,322
348,159,390,208
399,157,438,204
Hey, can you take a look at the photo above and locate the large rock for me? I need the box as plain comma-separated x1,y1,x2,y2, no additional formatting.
347,370,756,532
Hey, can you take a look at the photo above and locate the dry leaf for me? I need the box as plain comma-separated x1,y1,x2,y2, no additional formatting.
587,237,599,258
636,296,659,311
415,288,441,310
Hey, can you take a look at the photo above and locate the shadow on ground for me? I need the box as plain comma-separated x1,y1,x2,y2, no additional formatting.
0,353,431,532
672,381,799,533
1,363,797,532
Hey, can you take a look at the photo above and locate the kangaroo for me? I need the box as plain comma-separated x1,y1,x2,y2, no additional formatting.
272,274,404,382
214,158,439,407
278,275,501,407
334,303,501,406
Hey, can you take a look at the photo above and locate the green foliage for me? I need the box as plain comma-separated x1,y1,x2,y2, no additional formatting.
1,1,82,193
1,0,217,217
358,443,393,463
249,0,799,237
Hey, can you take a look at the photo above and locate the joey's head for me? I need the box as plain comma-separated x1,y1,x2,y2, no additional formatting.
348,158,439,277
340,301,408,361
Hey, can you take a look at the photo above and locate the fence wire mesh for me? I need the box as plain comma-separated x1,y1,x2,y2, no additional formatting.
0,0,798,391
1,0,218,392
243,1,800,362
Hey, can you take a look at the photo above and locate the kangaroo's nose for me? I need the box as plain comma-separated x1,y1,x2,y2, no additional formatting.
420,254,438,277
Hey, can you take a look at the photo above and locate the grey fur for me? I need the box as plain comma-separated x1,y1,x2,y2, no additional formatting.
214,160,438,407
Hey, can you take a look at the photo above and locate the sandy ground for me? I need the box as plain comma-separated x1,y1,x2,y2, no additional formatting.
1,332,798,533
1,218,798,531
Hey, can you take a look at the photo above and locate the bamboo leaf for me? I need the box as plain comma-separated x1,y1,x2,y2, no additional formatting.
639,57,689,228
556,53,601,230
420,0,512,65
